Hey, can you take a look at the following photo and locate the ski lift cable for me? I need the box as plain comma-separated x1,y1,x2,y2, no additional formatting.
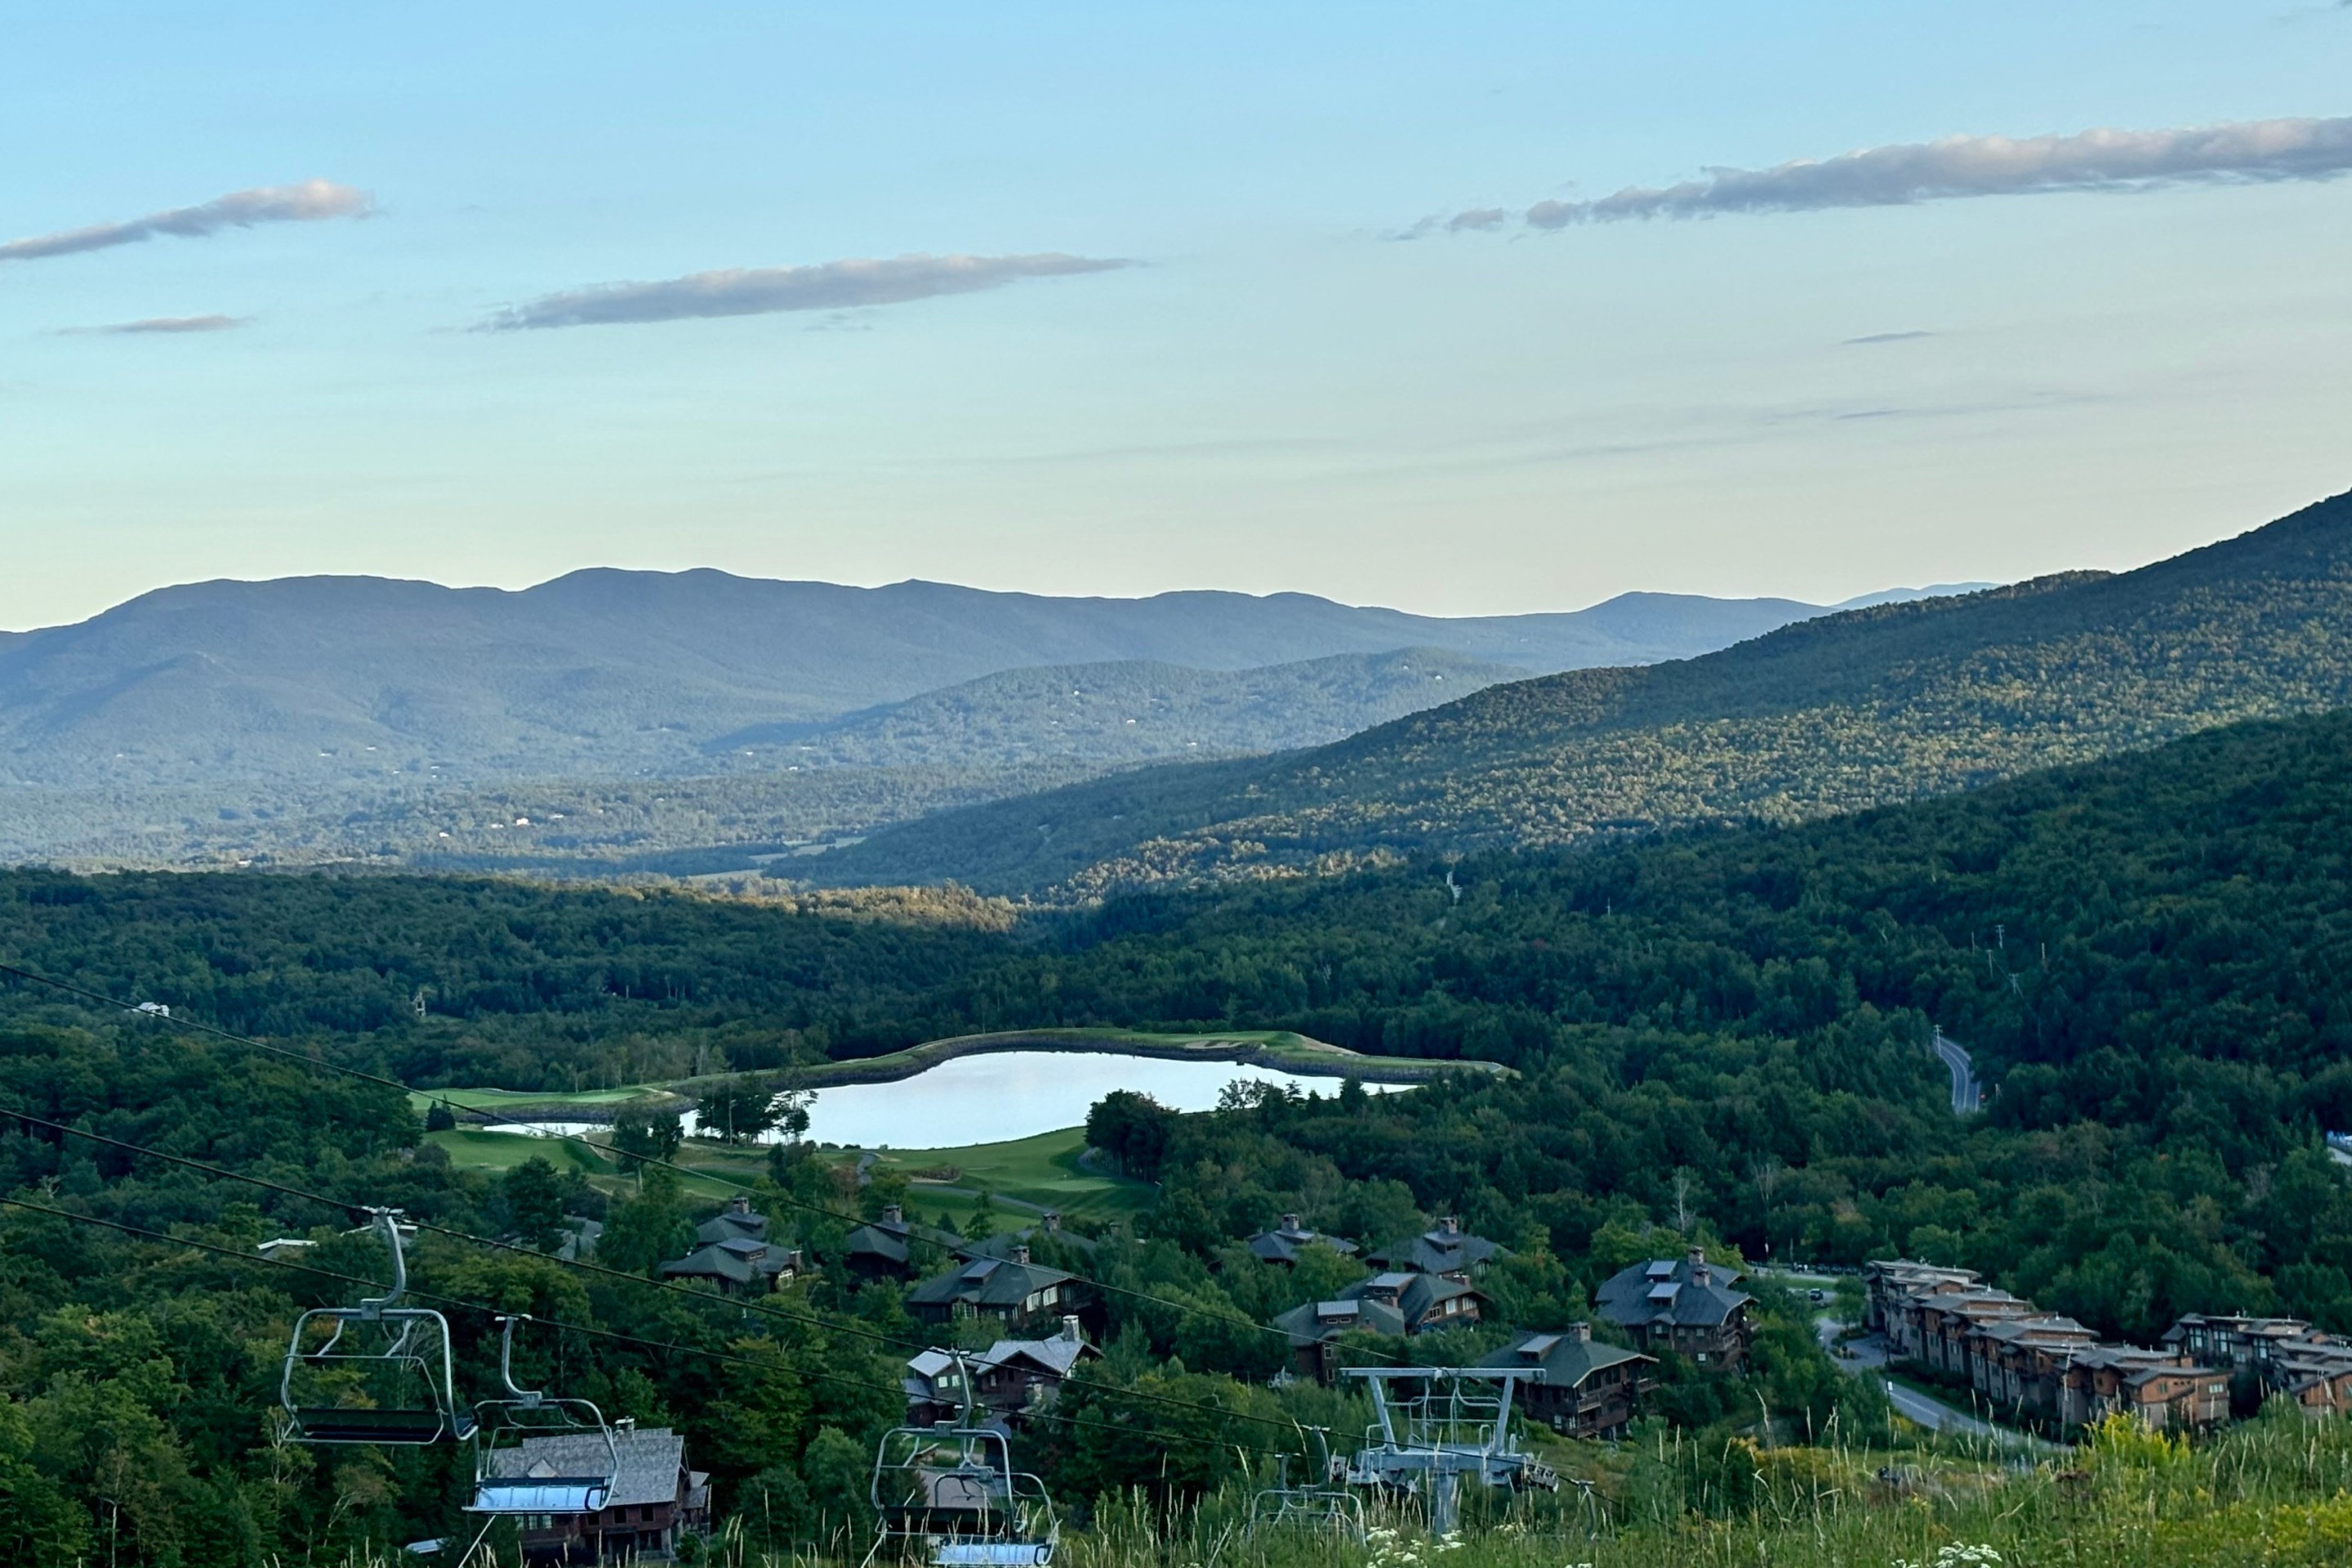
0,1192,1302,1450
0,959,1410,1370
0,1107,1309,1437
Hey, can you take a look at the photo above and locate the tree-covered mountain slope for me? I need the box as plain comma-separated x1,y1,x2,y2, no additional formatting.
0,572,1835,790
823,488,2352,897
713,647,1525,770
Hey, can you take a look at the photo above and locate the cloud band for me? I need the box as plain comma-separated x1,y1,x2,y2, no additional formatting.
1438,115,2352,233
0,180,371,262
483,252,1132,330
61,315,246,336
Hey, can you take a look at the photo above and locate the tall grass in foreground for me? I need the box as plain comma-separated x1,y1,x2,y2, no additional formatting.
295,1407,2352,1568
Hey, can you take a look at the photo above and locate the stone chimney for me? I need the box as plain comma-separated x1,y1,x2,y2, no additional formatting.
1281,1213,1303,1233
1439,1216,1460,1237
727,1193,752,1216
1041,1210,1061,1234
1059,1314,1082,1343
1012,1244,1031,1266
1567,1321,1591,1343
880,1204,905,1227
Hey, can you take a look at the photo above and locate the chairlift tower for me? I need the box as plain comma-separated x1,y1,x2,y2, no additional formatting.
1342,1368,1558,1535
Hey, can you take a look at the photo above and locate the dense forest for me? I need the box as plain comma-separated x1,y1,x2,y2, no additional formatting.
829,488,2352,896
10,704,2352,1557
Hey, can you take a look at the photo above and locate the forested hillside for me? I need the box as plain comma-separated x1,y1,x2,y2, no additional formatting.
827,488,2352,897
713,647,1523,769
9,706,2352,1337
0,572,1868,869
11,707,2352,1557
0,573,1824,791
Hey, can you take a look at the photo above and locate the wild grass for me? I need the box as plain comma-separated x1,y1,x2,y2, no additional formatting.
301,1406,2352,1568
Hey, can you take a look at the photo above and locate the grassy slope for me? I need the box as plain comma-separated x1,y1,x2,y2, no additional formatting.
826,488,2352,897
871,1126,1154,1226
425,1122,1153,1220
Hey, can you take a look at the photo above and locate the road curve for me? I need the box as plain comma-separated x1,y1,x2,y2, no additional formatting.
1933,1028,1982,1115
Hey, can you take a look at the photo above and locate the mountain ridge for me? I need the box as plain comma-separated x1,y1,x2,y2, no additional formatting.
817,490,2352,898
0,570,1909,790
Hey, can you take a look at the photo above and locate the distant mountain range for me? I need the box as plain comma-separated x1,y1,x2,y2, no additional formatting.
0,572,1965,795
817,490,2352,898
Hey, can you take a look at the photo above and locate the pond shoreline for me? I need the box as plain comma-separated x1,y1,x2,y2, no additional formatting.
441,1028,1501,1124
765,1028,1505,1092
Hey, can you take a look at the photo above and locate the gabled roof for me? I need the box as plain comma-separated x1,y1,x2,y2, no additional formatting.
659,1237,793,1286
696,1203,771,1250
1273,1267,1482,1345
1272,1294,1409,1345
904,1329,1098,1397
1475,1328,1651,1390
1367,1220,1507,1276
482,1427,687,1510
1246,1218,1361,1265
978,1330,1096,1380
906,1255,1077,1309
1594,1254,1752,1331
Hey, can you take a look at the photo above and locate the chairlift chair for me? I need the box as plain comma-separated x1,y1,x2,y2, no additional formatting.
279,1209,474,1445
1245,1426,1365,1543
467,1315,619,1516
867,1352,1058,1568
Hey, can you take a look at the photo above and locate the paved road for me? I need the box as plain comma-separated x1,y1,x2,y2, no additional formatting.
1815,1318,2057,1449
1932,1029,1982,1115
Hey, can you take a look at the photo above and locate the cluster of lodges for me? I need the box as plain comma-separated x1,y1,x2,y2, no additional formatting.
1263,1218,1757,1443
1868,1259,2352,1432
655,1196,1766,1452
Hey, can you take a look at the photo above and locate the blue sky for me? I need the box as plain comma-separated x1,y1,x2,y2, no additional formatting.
2,2,2347,628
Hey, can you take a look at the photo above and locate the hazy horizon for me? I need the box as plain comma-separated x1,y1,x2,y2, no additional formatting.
5,3,2345,630
0,560,2016,638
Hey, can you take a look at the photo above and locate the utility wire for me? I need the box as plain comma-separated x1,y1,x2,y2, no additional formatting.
0,957,1390,1368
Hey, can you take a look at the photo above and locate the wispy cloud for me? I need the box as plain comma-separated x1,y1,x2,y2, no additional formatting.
1845,330,1935,345
1391,206,1512,241
60,314,247,336
1440,116,2352,232
0,180,370,263
482,252,1132,331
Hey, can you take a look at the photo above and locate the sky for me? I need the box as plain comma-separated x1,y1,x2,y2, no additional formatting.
2,2,2348,630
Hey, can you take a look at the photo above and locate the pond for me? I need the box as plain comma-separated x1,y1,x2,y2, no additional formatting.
483,1050,1404,1152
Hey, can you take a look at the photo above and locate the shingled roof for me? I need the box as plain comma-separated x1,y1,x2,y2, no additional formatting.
1272,1269,1483,1346
906,1252,1077,1311
1366,1217,1507,1276
1247,1214,1360,1265
1594,1250,1752,1331
1476,1325,1651,1389
659,1234,795,1288
479,1424,690,1510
